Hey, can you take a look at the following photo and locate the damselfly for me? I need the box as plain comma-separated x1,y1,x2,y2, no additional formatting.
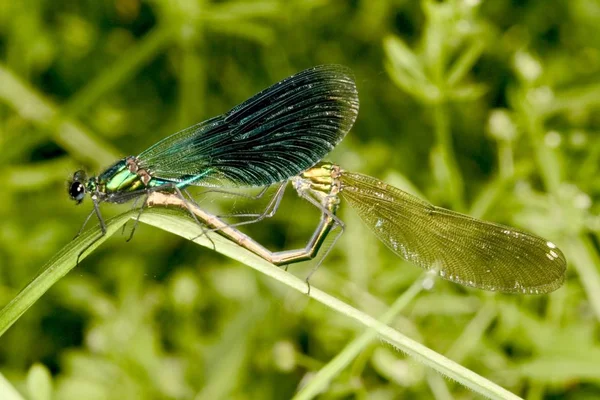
68,65,359,257
149,163,566,294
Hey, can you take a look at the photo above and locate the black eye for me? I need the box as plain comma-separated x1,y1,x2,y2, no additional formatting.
69,181,86,203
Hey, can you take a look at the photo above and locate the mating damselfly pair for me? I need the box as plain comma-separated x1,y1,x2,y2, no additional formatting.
69,65,566,294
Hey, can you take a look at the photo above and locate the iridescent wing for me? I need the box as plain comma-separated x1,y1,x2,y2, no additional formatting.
340,172,566,293
137,65,359,187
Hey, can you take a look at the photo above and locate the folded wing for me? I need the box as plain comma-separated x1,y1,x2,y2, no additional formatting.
138,65,359,187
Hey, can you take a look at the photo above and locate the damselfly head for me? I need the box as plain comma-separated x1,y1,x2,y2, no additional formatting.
68,170,88,204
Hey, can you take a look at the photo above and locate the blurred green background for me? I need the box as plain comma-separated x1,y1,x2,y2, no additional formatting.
1,0,600,398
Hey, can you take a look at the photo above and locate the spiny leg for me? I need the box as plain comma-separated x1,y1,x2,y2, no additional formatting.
173,186,217,251
180,185,272,220
196,184,272,201
185,183,284,243
303,222,345,295
184,182,287,233
196,182,287,239
93,197,107,235
200,185,344,290
126,195,149,242
228,194,343,295
76,197,107,265
123,184,217,251
214,182,287,225
148,191,344,295
74,196,107,240
292,191,345,295
121,196,143,236
74,208,97,239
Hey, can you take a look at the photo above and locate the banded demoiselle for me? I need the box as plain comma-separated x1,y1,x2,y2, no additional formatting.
150,162,566,294
68,66,359,250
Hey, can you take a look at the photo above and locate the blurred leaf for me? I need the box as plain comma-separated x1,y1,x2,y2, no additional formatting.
446,41,485,87
2,1,600,398
383,35,439,104
206,1,280,20
0,64,120,168
26,363,53,400
371,347,424,387
0,371,25,400
410,293,481,317
515,358,600,383
0,207,525,400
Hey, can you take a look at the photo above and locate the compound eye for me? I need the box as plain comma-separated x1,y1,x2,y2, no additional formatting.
69,181,86,203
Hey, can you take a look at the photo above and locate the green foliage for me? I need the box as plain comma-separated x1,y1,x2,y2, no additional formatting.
1,0,599,399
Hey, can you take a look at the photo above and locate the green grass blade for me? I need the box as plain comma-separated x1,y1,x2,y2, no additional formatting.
0,371,26,400
293,278,425,400
140,209,522,400
0,63,120,168
0,207,521,399
0,211,133,337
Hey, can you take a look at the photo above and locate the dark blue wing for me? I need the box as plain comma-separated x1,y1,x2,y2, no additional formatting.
137,65,359,187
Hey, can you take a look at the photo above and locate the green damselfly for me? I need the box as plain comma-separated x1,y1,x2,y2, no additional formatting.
68,65,359,258
150,162,566,294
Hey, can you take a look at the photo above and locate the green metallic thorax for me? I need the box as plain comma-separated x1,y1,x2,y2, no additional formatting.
88,159,156,196
87,158,212,202
104,168,147,192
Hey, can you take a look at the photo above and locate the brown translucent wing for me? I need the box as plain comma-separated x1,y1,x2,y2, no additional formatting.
339,172,566,294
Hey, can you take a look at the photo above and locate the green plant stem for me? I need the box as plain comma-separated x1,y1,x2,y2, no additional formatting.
61,25,176,119
521,110,560,193
0,212,131,337
446,41,485,87
0,64,119,168
545,82,600,117
445,300,497,362
564,235,600,321
0,372,25,400
520,93,600,321
0,208,521,399
469,176,510,220
293,277,425,400
179,33,206,128
427,371,454,400
498,141,515,180
432,102,465,210
150,210,520,400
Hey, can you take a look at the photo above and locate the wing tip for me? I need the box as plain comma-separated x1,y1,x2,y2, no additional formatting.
459,271,567,294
